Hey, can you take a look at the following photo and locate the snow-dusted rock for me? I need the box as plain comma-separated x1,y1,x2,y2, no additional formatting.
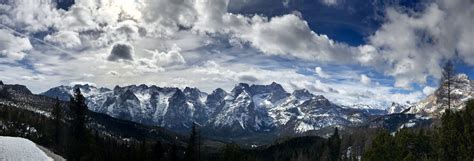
409,74,473,117
387,102,409,114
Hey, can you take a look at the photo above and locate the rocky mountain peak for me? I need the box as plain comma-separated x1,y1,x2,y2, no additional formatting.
72,84,95,93
231,83,251,96
249,82,287,94
170,89,186,101
387,102,409,114
183,87,205,97
411,73,473,116
208,88,227,100
292,89,314,100
118,89,139,102
300,95,331,107
211,88,226,95
4,84,32,95
113,85,121,91
138,84,148,89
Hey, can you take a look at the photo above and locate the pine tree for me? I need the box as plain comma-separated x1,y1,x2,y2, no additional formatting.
328,128,341,161
69,88,89,160
71,88,87,137
440,60,455,110
51,98,63,149
185,123,199,161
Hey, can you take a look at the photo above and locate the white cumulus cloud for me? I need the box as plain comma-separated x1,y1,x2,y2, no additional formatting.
360,74,371,86
423,86,436,96
44,31,82,49
315,67,330,78
0,29,32,61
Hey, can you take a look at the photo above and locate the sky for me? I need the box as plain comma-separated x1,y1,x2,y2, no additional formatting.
0,0,473,107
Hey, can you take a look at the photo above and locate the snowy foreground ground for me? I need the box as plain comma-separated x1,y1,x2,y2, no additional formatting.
0,136,53,161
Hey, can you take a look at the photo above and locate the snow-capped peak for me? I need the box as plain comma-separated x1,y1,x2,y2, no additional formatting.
387,102,409,114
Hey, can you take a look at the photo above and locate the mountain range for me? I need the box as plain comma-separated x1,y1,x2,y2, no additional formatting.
41,82,378,136
0,80,186,144
2,73,472,139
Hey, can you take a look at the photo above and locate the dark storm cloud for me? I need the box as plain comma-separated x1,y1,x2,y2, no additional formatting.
107,43,134,61
239,75,259,83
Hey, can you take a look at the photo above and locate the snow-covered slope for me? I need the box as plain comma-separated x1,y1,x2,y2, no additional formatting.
387,102,410,114
409,74,473,117
41,82,375,135
344,104,388,115
280,95,367,133
0,136,53,161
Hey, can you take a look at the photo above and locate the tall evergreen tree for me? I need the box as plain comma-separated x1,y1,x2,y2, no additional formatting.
440,60,455,110
51,98,63,147
328,127,341,161
69,88,89,160
71,88,87,137
185,123,199,161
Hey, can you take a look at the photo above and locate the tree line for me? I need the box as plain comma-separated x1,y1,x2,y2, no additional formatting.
363,100,474,160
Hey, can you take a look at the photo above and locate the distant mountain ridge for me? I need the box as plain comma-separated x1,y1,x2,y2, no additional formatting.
41,82,378,136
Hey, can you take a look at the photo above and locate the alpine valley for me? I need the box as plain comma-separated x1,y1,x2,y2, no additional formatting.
33,74,472,140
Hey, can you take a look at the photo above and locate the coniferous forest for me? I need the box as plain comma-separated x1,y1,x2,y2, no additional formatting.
216,100,474,161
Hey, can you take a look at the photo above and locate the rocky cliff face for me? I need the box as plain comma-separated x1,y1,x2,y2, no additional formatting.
410,74,474,117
